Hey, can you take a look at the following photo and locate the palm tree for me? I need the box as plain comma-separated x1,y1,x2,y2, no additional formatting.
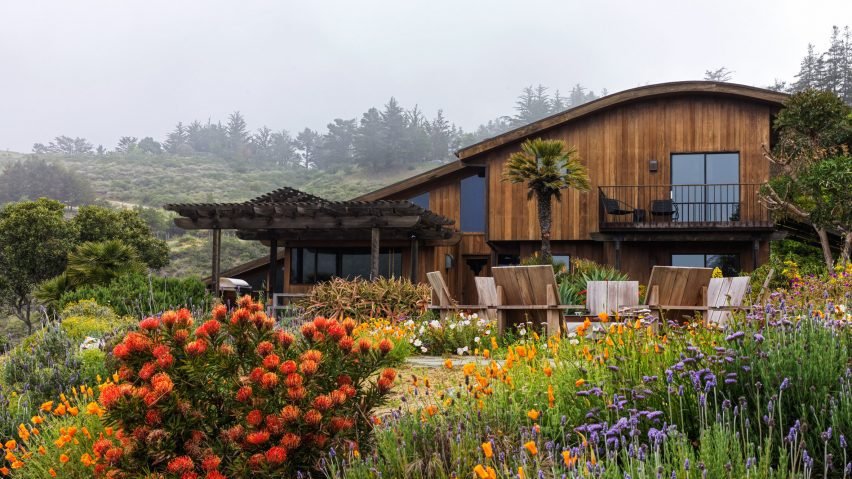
65,240,144,286
503,138,590,261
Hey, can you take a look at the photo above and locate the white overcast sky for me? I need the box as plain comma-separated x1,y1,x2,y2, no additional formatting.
1,0,849,152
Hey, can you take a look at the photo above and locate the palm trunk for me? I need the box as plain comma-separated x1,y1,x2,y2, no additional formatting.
537,193,553,262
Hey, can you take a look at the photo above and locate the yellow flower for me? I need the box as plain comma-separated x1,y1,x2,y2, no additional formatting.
490,337,498,350
68,406,79,417
542,366,552,377
38,446,46,455
562,450,577,467
11,461,23,470
31,416,43,425
474,464,489,479
59,454,69,463
463,363,476,377
518,466,527,479
53,404,66,416
4,440,15,450
39,402,53,412
444,359,453,370
81,453,95,466
481,441,493,458
527,409,540,421
523,441,537,455
48,468,56,477
575,378,585,388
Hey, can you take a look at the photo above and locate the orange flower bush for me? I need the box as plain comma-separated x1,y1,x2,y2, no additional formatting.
98,296,398,477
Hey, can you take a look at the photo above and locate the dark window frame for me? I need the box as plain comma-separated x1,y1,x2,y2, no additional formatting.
460,173,486,233
290,247,403,284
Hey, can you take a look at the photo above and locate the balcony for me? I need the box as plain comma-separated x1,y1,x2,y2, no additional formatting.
598,184,773,231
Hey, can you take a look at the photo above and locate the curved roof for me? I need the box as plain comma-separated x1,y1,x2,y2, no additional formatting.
456,81,788,160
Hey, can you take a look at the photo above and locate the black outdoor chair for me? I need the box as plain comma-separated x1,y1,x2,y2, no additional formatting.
601,195,645,222
650,199,678,220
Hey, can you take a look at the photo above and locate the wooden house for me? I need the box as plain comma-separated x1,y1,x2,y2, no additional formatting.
166,81,788,302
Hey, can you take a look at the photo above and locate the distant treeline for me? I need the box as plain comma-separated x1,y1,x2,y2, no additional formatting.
30,83,603,172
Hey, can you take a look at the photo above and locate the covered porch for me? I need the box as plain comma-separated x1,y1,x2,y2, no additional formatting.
165,187,457,299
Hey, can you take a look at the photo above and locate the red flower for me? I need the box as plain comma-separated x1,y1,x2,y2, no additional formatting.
139,317,160,331
328,324,346,341
313,317,328,330
337,375,353,386
156,352,175,369
112,343,130,360
105,447,124,465
342,318,356,335
330,389,347,405
167,456,195,473
176,308,193,327
236,386,253,402
299,360,318,376
260,372,279,389
287,386,307,401
276,331,295,348
358,339,372,354
280,405,300,423
280,432,301,450
206,472,227,479
265,446,287,465
247,453,265,470
145,409,161,426
151,372,174,395
339,384,357,398
249,367,265,384
138,362,157,381
245,431,270,446
330,416,354,432
381,368,397,382
301,349,323,363
279,360,297,375
173,329,190,344
312,395,333,412
378,338,393,356
284,373,303,388
238,295,254,309
377,376,393,394
152,344,170,358
99,384,125,409
262,353,280,370
256,341,274,356
264,415,284,434
185,339,208,356
311,331,325,342
161,310,178,327
201,455,221,471
211,304,228,322
93,438,112,456
243,409,262,428
338,336,354,352
304,409,322,426
300,323,316,339
230,308,251,326
196,319,221,338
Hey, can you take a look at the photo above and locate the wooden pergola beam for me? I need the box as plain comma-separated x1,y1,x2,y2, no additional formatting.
174,216,423,231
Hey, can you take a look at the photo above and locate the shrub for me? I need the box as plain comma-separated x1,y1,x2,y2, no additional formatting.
354,312,497,356
59,299,136,344
99,296,401,476
79,349,109,387
58,272,211,318
298,277,429,320
558,258,629,305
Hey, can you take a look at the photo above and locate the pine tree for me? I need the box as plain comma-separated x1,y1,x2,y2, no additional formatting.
380,97,408,168
354,108,384,169
164,122,188,154
226,111,249,160
295,128,321,168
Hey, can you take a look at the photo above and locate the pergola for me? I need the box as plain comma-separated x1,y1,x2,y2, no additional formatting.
164,187,456,295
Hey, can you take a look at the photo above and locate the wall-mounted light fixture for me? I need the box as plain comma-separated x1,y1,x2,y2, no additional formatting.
444,254,455,270
649,159,658,172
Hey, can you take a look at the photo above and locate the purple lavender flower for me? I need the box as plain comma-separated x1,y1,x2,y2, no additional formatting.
840,434,847,448
780,377,790,391
725,331,745,341
753,333,765,342
822,428,833,442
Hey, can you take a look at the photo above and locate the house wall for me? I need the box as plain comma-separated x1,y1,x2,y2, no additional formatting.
481,95,773,241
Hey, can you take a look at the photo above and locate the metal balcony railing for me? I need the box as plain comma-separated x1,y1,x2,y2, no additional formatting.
598,184,772,231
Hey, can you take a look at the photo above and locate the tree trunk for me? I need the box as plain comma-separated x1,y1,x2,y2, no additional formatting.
536,193,553,262
840,232,852,267
815,226,835,271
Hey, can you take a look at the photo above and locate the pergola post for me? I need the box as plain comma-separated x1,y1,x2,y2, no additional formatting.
614,237,622,271
268,237,278,301
410,234,419,282
370,227,380,280
211,228,221,297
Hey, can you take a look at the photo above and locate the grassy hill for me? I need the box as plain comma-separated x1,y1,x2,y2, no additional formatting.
1,151,441,278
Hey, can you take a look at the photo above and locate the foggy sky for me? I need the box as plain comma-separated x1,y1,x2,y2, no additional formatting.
1,0,849,152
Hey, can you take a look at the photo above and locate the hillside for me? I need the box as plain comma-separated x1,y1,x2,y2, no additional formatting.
1,151,441,278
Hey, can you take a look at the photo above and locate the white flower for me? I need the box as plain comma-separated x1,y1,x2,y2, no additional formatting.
567,332,577,338
485,329,491,335
519,328,527,336
457,346,469,355
474,336,481,343
421,346,428,353
413,339,422,347
404,320,414,327
569,339,580,345
419,326,426,334
449,323,456,330
429,320,441,329
471,313,478,320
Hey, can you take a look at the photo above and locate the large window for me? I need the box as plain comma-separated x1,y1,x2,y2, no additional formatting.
290,248,402,284
671,153,739,222
460,174,486,232
409,192,429,209
671,254,740,277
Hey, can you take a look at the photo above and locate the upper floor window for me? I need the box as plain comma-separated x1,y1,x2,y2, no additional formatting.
409,192,429,209
671,153,739,222
460,174,486,232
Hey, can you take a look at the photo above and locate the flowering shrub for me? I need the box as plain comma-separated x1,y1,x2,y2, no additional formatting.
356,312,496,356
298,277,429,320
97,296,399,477
1,383,109,478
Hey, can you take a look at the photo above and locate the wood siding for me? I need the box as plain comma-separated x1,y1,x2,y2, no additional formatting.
483,96,773,241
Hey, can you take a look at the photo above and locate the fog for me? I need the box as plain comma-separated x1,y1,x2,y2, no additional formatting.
1,0,849,152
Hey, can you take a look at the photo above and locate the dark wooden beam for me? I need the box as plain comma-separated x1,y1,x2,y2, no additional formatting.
591,231,785,242
268,237,278,299
175,215,423,231
410,235,419,282
236,228,453,242
212,228,221,297
370,228,380,280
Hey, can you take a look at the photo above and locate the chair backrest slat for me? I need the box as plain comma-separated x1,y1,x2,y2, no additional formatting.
426,271,452,307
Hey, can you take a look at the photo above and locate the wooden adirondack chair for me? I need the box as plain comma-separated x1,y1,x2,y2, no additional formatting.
586,281,640,317
491,265,582,337
426,271,489,321
705,276,750,325
643,266,714,320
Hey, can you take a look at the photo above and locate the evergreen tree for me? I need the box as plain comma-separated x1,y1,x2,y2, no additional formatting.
354,108,384,169
116,136,138,153
271,129,298,167
704,67,734,82
380,97,408,167
514,85,552,125
315,118,356,171
227,111,249,160
137,137,162,154
251,126,274,165
164,122,189,154
295,128,321,168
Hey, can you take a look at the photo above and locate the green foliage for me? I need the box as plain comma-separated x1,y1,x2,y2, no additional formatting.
58,272,211,318
750,239,826,291
66,240,145,286
71,205,169,269
0,198,78,332
78,348,108,386
0,323,82,434
0,157,95,206
557,258,629,305
298,277,430,320
59,299,133,343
